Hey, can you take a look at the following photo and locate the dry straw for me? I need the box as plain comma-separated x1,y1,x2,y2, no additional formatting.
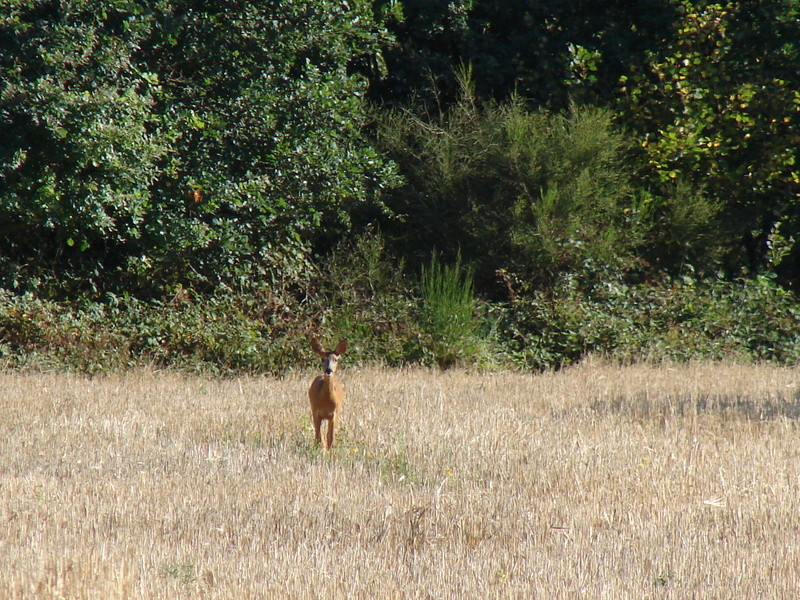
1,362,799,598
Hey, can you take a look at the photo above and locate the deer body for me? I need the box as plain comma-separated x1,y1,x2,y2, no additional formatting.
308,338,347,450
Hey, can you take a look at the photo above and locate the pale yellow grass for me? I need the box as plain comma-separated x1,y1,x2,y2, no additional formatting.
1,362,799,599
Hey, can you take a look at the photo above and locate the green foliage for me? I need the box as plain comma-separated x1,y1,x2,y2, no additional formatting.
375,80,646,291
419,251,480,367
0,0,798,376
0,0,397,297
0,291,132,373
632,180,725,272
505,101,640,280
310,229,423,366
495,266,800,369
371,0,678,109
0,287,307,375
142,0,399,294
0,0,168,295
0,262,797,374
123,295,271,375
373,0,800,283
619,0,800,277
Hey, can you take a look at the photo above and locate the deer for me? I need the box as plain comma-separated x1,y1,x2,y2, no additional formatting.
307,337,348,451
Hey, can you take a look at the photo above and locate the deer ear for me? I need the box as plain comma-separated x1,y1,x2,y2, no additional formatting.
334,339,347,356
310,337,325,356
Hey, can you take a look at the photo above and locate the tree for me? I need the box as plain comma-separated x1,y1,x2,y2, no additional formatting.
0,0,397,297
0,0,167,294
141,0,397,295
371,0,679,111
618,0,800,281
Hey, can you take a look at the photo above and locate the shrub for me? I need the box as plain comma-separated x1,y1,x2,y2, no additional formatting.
419,252,482,368
495,266,800,369
309,229,424,367
0,292,131,373
0,251,796,374
0,0,396,299
374,75,646,294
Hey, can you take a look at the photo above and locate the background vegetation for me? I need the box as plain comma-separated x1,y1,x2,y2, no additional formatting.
0,0,798,373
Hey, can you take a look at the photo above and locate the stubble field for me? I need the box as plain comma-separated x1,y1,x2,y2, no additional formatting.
1,362,799,599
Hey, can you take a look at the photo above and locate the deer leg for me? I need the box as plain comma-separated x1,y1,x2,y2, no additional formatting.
326,413,337,450
312,413,323,447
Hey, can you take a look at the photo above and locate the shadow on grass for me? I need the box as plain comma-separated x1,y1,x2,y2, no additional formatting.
588,392,800,421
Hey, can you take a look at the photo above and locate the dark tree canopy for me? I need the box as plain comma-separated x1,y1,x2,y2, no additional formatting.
0,0,798,298
0,0,395,297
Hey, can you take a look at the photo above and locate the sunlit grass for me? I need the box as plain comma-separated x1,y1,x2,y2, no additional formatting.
1,362,799,598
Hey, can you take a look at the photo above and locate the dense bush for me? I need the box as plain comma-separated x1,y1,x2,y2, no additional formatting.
0,241,796,375
373,80,721,294
0,0,396,298
0,0,168,296
372,0,800,286
371,0,679,110
419,251,486,368
619,0,800,281
494,267,800,369
0,291,131,372
304,230,425,367
0,231,423,374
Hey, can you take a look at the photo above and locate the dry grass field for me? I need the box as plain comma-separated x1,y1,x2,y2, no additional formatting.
1,362,799,599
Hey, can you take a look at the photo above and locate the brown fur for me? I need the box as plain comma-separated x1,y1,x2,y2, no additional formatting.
307,338,347,450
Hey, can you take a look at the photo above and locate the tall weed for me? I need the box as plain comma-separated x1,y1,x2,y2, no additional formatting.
420,252,482,367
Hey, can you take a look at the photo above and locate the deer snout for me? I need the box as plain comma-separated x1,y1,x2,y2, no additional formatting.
324,368,333,375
